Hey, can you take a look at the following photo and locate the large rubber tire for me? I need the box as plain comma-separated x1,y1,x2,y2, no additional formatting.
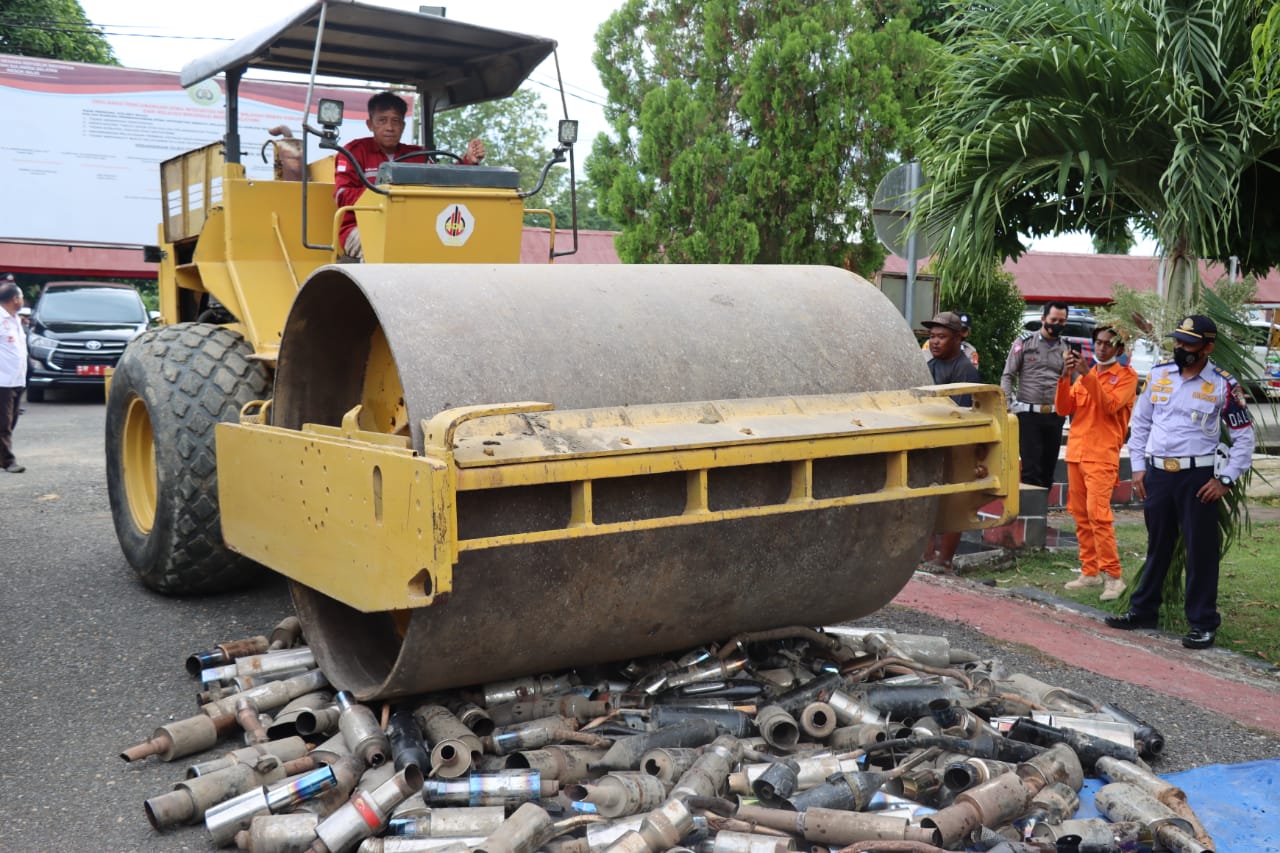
105,323,271,594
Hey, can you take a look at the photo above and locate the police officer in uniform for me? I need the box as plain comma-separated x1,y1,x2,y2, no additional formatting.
1001,301,1070,486
1105,315,1255,649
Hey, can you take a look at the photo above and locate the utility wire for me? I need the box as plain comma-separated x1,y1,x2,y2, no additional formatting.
526,76,608,109
0,17,233,42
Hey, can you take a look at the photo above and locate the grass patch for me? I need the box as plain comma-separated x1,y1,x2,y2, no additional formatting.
988,516,1280,665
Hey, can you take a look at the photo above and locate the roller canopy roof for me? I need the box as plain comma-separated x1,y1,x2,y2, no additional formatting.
180,0,556,111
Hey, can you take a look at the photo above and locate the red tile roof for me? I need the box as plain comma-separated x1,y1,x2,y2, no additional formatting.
882,251,1280,305
0,242,156,279
519,228,620,264
1,228,623,278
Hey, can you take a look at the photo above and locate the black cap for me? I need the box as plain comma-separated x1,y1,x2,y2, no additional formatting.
1168,315,1217,343
957,312,972,329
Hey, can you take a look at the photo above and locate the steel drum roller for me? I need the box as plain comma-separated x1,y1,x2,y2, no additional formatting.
272,264,943,699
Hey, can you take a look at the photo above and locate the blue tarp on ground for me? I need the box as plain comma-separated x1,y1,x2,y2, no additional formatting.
1072,758,1279,852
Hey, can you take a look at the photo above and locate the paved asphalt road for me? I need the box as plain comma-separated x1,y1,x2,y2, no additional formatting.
1,391,291,851
2,391,1279,851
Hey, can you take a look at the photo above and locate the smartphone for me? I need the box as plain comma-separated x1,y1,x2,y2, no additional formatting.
1069,342,1082,354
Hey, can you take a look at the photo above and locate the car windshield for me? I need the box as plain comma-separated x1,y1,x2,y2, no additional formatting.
36,287,145,324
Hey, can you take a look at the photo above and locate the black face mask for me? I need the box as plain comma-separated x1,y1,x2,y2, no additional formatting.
1043,322,1065,337
1173,347,1202,369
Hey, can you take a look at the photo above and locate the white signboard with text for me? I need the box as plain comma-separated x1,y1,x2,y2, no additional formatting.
0,55,361,247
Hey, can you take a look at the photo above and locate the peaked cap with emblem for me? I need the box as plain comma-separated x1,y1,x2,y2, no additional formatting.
1168,314,1217,343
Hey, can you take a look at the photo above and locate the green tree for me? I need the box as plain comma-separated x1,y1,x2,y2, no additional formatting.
1091,224,1136,256
914,0,1280,308
1252,0,1280,115
431,88,616,231
0,0,117,64
589,0,934,273
938,265,1025,386
543,177,620,232
432,87,565,203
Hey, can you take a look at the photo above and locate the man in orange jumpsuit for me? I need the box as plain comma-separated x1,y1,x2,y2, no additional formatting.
1055,326,1139,600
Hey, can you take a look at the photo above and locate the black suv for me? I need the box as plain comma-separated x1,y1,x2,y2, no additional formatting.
25,282,152,401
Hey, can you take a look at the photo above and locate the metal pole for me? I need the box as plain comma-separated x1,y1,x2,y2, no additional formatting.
904,161,921,330
225,68,242,164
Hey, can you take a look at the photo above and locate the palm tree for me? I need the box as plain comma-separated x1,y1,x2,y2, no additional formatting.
913,0,1280,622
914,0,1280,307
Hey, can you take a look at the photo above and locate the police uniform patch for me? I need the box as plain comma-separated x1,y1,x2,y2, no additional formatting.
1224,380,1253,429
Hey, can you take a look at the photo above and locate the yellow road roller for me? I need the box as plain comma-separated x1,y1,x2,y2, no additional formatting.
105,1,1018,701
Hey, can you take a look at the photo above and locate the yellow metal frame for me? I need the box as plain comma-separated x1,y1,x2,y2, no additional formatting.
351,184,526,264
522,209,557,262
156,161,335,356
154,151,537,359
217,384,1018,613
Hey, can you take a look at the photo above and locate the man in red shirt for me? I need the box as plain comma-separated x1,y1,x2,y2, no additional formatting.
334,91,485,259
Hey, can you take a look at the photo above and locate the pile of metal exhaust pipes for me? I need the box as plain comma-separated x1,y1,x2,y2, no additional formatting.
121,617,1217,853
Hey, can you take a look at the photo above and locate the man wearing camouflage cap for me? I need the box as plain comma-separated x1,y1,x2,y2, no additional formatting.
919,311,981,572
922,310,979,368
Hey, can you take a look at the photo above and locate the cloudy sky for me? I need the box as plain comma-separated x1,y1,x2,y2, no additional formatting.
76,0,622,145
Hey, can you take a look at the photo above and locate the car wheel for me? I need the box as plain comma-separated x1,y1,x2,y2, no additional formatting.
25,386,44,403
104,323,271,594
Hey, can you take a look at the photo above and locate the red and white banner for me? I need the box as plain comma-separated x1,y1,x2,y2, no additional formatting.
0,54,364,247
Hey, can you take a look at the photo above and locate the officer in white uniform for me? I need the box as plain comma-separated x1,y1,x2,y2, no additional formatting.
1105,315,1255,649
1,277,28,473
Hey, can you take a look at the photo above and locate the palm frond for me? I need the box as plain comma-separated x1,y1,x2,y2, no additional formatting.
915,0,1278,286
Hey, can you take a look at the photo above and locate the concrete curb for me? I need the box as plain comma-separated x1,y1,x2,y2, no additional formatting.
893,571,1280,735
1006,584,1280,680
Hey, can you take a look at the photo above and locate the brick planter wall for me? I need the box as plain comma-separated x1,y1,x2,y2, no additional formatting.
977,446,1141,552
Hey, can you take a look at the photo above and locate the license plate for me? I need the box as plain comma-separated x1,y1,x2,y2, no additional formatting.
76,365,106,376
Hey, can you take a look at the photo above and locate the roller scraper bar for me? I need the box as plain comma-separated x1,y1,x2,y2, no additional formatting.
216,383,1016,614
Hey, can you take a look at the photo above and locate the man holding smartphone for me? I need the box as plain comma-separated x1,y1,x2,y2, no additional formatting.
1002,302,1071,486
1055,326,1138,600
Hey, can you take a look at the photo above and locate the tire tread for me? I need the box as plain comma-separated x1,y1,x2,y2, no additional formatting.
106,323,271,594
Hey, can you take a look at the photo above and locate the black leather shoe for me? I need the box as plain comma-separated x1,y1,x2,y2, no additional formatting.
1104,610,1158,630
1182,628,1216,649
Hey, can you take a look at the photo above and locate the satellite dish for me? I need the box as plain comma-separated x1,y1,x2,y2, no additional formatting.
872,162,935,259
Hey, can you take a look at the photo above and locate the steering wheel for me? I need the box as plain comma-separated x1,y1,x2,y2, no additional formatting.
390,149,464,164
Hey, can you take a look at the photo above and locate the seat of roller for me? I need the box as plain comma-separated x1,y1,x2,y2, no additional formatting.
375,162,521,189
